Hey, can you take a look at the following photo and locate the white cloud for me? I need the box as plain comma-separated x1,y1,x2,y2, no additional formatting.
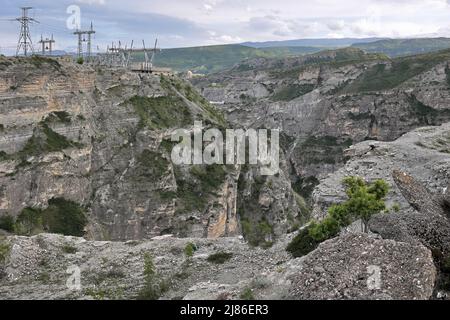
76,0,106,5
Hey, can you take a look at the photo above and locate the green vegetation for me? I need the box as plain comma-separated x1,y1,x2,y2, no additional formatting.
160,75,226,126
173,165,228,212
126,95,192,130
241,218,273,248
184,242,197,257
136,149,169,181
41,198,87,236
353,38,450,58
442,255,450,273
0,215,15,232
408,95,438,117
296,136,353,165
133,44,320,74
270,48,387,80
287,177,389,257
76,57,84,65
0,240,10,264
137,253,169,300
292,176,320,201
392,203,401,213
43,111,72,124
37,271,51,284
344,49,450,93
30,55,61,70
14,207,43,235
286,226,321,258
62,243,77,254
14,198,87,237
240,288,255,300
271,84,315,101
207,251,233,264
16,123,83,164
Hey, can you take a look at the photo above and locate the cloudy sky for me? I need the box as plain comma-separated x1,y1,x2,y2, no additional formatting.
2,0,450,54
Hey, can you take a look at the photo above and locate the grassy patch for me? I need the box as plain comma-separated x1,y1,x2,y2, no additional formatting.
0,241,11,264
17,124,83,164
160,75,226,126
240,288,255,300
174,165,227,212
136,149,169,181
30,55,61,71
62,243,77,254
207,251,233,264
344,50,450,93
126,95,192,130
43,111,72,124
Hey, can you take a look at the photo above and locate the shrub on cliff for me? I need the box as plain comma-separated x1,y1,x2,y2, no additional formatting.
137,253,169,300
14,198,87,237
287,177,389,257
0,215,15,232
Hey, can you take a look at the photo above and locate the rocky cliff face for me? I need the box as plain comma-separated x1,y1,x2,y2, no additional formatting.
1,53,450,300
0,56,303,242
193,48,450,198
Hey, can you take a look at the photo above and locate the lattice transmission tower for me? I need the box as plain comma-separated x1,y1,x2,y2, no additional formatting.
15,7,39,56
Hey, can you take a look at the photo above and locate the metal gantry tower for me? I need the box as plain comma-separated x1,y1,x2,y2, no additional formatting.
15,7,39,56
38,34,55,55
73,22,96,61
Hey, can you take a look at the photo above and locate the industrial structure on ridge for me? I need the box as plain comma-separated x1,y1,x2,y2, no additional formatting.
8,6,171,74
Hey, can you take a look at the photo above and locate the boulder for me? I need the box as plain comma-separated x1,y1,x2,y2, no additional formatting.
288,233,436,300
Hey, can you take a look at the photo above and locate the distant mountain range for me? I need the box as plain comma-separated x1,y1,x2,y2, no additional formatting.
241,37,387,48
149,37,450,74
141,45,322,74
352,38,450,57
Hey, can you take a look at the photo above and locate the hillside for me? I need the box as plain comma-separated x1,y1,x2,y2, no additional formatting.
242,37,385,48
1,49,450,301
137,38,450,75
136,44,321,74
194,47,450,197
353,38,450,57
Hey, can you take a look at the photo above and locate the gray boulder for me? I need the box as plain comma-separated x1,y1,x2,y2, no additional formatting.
288,233,436,300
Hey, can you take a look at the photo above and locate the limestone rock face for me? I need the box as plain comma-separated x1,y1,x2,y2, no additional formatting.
0,56,303,242
194,48,450,189
311,122,450,219
370,170,450,256
288,233,436,300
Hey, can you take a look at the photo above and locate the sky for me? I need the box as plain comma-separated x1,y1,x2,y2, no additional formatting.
2,0,450,55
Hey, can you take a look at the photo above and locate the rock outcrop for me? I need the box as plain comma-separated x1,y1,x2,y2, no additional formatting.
194,48,450,197
312,122,450,219
0,56,303,241
288,233,436,300
0,232,437,300
370,171,450,256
